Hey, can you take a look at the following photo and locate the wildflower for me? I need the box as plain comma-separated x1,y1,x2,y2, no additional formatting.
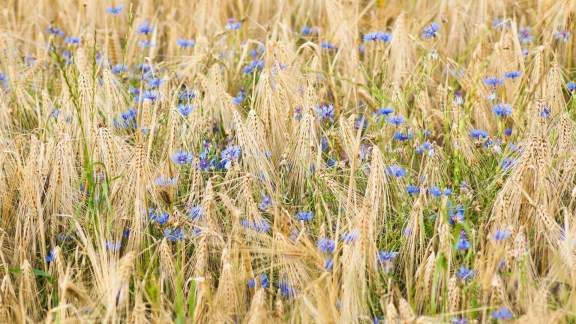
321,41,336,50
253,219,271,233
393,130,412,141
176,39,195,48
492,18,510,30
301,26,315,36
378,251,398,273
261,274,270,288
341,230,359,243
444,188,453,196
316,104,335,122
375,107,394,120
492,307,513,320
232,90,245,105
293,106,303,120
363,31,392,43
407,185,420,195
386,164,406,177
359,144,371,160
324,258,334,270
106,5,122,15
416,141,434,156
105,241,121,252
504,128,513,136
492,103,512,116
259,194,273,211
172,151,194,165
279,275,295,298
470,129,488,139
220,145,241,169
567,81,576,92
456,230,470,251
453,90,464,105
123,229,131,238
421,22,440,39
137,21,154,34
494,229,511,241
385,114,405,126
317,238,336,253
188,206,203,220
177,104,194,117
138,40,154,48
354,115,368,130
243,59,265,74
64,37,80,44
296,210,314,222
540,106,551,118
448,204,465,225
149,209,169,225
429,186,442,197
457,266,475,281
483,76,504,87
504,71,522,79
155,176,177,187
451,317,469,324
225,18,241,30
111,64,127,74
179,90,196,102
501,158,516,171
554,31,571,42
47,25,65,37
163,228,184,241
519,27,532,44
45,248,56,263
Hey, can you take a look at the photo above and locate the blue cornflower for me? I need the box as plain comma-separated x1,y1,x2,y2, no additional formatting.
378,251,399,262
137,21,154,34
492,103,512,116
448,204,465,225
301,26,313,36
567,81,576,92
492,18,510,30
220,145,241,169
519,27,532,44
293,106,303,121
279,275,295,298
177,104,194,117
64,37,80,44
261,274,270,288
316,104,335,122
324,258,333,270
494,229,511,241
317,238,336,254
492,307,513,320
123,229,131,238
429,186,442,197
341,230,359,243
105,241,121,252
106,5,122,15
321,41,336,50
456,231,470,251
393,130,412,141
456,266,475,281
155,176,177,187
179,90,196,102
176,39,195,48
421,22,440,39
45,248,56,263
138,40,154,49
111,64,127,74
504,71,522,79
407,185,420,195
354,115,368,129
243,59,265,74
149,209,169,225
385,114,405,126
363,31,392,43
540,106,551,118
247,278,256,288
163,228,184,241
483,76,504,87
444,188,453,196
47,26,65,37
172,151,194,165
451,317,469,324
554,31,571,42
504,128,513,136
386,164,406,177
470,129,488,139
501,158,515,170
416,141,434,156
253,219,271,233
225,18,241,30
454,90,464,105
258,194,273,211
232,90,245,105
188,206,203,220
296,210,314,222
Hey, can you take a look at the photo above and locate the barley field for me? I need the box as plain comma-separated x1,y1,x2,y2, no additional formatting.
2,0,576,323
